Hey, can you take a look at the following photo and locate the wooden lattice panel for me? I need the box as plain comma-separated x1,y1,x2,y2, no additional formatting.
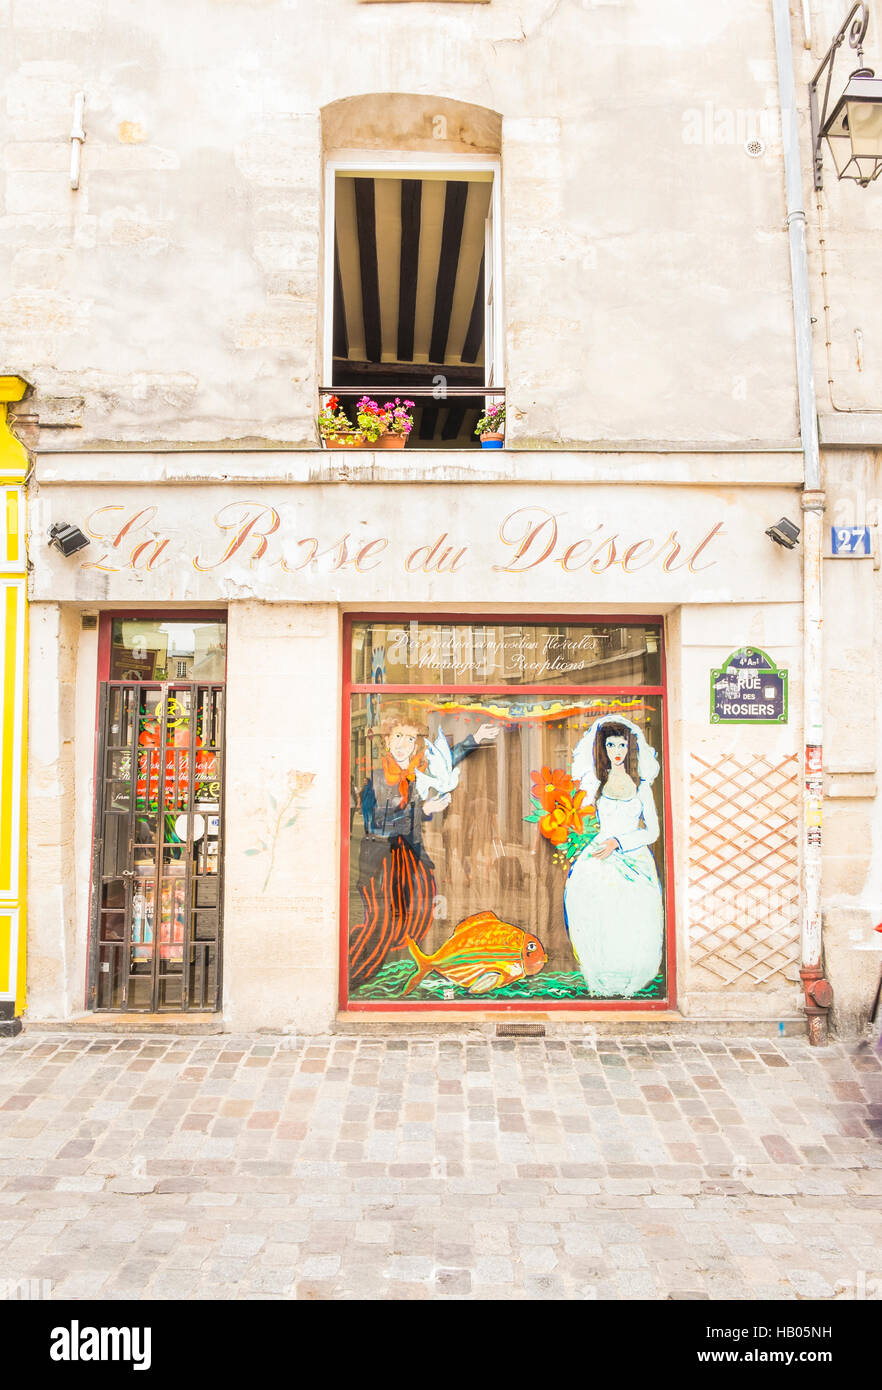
687,753,799,988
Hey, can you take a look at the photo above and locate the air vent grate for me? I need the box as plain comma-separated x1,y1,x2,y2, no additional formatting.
496,1022,545,1037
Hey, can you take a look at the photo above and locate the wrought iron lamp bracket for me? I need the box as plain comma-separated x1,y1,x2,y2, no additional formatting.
810,1,871,188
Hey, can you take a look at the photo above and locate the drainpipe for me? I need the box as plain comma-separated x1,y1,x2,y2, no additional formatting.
772,0,832,1043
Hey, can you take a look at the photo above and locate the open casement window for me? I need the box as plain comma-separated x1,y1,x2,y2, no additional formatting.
325,158,503,446
484,197,498,390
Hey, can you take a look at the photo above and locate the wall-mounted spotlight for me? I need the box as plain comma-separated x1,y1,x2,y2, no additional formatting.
48,522,90,557
765,517,801,549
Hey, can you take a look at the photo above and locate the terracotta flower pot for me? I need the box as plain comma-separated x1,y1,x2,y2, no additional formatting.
322,433,365,449
480,432,505,449
376,433,408,449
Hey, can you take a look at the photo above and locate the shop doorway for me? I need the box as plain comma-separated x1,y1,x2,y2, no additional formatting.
88,617,226,1013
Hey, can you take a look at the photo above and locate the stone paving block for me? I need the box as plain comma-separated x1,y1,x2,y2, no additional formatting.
474,1255,514,1283
51,1271,111,1298
608,1241,649,1269
614,1269,658,1298
2,1031,880,1301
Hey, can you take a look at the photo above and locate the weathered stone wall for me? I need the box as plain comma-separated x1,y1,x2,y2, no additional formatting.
2,0,799,448
223,602,340,1033
26,602,83,1017
677,603,803,1020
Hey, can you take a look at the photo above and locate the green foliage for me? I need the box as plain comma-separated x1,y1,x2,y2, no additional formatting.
318,397,358,439
522,794,601,863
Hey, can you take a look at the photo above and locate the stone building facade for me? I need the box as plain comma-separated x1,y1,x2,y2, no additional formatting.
0,0,879,1036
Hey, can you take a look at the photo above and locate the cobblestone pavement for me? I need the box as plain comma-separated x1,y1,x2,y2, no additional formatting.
0,1029,880,1302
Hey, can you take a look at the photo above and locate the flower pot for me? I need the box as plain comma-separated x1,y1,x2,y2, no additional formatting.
375,433,407,449
322,433,365,449
480,432,505,449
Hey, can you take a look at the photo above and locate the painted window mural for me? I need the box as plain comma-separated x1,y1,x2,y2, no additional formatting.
344,620,670,1007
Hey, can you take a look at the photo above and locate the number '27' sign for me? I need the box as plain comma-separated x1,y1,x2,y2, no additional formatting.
831,526,872,556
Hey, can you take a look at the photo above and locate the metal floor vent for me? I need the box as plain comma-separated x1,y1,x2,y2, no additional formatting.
496,1022,546,1037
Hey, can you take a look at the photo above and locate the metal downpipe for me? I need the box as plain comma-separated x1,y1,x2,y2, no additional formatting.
771,0,831,1042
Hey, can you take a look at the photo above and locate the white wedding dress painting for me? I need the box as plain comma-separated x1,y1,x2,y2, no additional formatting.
563,718,664,997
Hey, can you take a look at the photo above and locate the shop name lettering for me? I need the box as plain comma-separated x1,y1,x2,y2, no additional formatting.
81,504,725,578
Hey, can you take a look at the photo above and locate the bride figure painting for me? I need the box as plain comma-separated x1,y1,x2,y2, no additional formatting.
563,716,664,997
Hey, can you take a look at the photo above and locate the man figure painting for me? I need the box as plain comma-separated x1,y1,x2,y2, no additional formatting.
349,711,499,988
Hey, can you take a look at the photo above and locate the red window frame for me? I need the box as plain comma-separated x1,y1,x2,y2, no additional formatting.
340,612,676,1012
86,610,228,1010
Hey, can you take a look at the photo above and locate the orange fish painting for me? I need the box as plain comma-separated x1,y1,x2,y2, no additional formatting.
403,911,547,996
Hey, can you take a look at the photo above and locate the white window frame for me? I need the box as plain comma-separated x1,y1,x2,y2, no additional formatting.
322,152,503,395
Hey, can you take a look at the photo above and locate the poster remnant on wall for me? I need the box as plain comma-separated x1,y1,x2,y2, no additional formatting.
710,648,788,724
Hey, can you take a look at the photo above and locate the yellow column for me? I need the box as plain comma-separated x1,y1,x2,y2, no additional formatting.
0,376,29,1036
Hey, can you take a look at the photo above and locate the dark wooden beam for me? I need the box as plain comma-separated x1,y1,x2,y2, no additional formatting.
353,178,382,363
331,359,484,390
441,404,467,441
333,236,348,361
418,406,439,442
428,180,468,366
397,180,421,362
460,251,485,364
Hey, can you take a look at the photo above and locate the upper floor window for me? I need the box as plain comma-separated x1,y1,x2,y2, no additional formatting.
323,154,502,447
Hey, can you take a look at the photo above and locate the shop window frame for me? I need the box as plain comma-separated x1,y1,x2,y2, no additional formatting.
339,611,676,1013
86,610,228,1012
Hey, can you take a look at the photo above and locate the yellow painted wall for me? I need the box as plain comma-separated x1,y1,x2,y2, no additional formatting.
0,377,29,1018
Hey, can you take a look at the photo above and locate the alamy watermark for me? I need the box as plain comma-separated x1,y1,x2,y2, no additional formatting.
50,1322,152,1371
681,101,790,149
833,1271,882,1300
1,1276,52,1300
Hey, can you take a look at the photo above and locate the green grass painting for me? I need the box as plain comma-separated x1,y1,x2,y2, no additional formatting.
352,959,665,1002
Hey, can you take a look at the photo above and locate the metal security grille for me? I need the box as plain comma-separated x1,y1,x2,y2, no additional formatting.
89,683,224,1012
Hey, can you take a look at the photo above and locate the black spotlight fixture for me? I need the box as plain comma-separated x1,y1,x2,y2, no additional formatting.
765,517,801,549
48,522,90,557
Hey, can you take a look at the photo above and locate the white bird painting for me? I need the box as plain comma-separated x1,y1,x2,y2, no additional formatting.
415,732,461,800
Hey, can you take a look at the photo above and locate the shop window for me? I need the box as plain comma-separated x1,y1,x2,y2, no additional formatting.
109,619,226,682
324,159,502,446
344,618,671,1009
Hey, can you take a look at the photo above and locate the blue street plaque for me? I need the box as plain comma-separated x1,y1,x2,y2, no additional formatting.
710,647,788,724
831,525,872,556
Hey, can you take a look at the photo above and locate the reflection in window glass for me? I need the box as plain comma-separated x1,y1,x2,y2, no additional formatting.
347,686,667,1005
110,620,226,682
351,620,660,686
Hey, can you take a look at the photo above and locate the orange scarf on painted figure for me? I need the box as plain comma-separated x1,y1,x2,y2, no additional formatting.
382,751,426,808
